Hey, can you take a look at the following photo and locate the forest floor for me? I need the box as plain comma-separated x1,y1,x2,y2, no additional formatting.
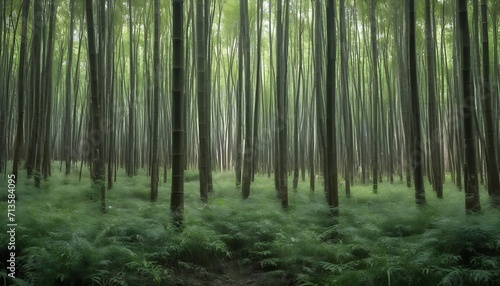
1,163,500,286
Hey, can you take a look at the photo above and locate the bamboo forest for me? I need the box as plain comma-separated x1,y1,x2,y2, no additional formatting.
2,0,500,285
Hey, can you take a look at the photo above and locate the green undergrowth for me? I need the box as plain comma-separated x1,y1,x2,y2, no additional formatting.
1,164,500,285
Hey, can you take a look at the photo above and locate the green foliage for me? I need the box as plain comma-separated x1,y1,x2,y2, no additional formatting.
1,166,499,285
183,169,199,182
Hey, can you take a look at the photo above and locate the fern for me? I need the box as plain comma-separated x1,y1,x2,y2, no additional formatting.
259,258,280,268
6,167,500,285
318,261,348,274
438,267,465,286
469,269,494,284
87,269,127,286
126,259,169,283
177,261,209,275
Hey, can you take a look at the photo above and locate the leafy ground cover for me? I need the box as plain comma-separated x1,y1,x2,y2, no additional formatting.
1,164,500,285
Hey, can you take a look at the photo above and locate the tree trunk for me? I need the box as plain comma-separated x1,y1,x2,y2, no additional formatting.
409,0,426,205
309,97,315,192
12,0,30,179
457,0,481,213
204,0,214,193
252,0,263,182
314,0,326,192
370,0,379,193
196,0,208,202
235,10,243,186
292,0,303,190
26,0,42,180
340,0,353,197
171,0,185,228
480,0,500,198
64,0,75,176
241,0,253,199
276,0,289,209
326,0,339,216
34,0,46,186
151,0,160,202
493,6,500,173
42,0,57,180
85,0,106,212
425,0,443,198
127,0,136,177
107,0,115,189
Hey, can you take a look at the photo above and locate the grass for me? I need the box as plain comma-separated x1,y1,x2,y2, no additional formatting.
1,163,500,285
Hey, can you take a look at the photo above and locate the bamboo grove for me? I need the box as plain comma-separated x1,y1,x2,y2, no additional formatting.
1,0,500,225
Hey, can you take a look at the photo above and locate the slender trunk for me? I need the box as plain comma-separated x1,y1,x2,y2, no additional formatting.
64,0,75,175
127,0,135,177
26,0,42,179
314,0,326,190
151,0,160,202
480,0,500,198
326,0,339,215
457,0,481,213
107,0,115,189
12,0,30,179
85,0,106,212
340,0,352,196
205,0,214,192
493,8,500,170
425,0,443,198
252,0,263,181
292,0,303,190
276,0,289,208
28,0,44,188
196,0,208,202
241,0,253,199
409,0,426,205
42,0,57,180
235,12,243,186
370,0,379,193
171,0,185,228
